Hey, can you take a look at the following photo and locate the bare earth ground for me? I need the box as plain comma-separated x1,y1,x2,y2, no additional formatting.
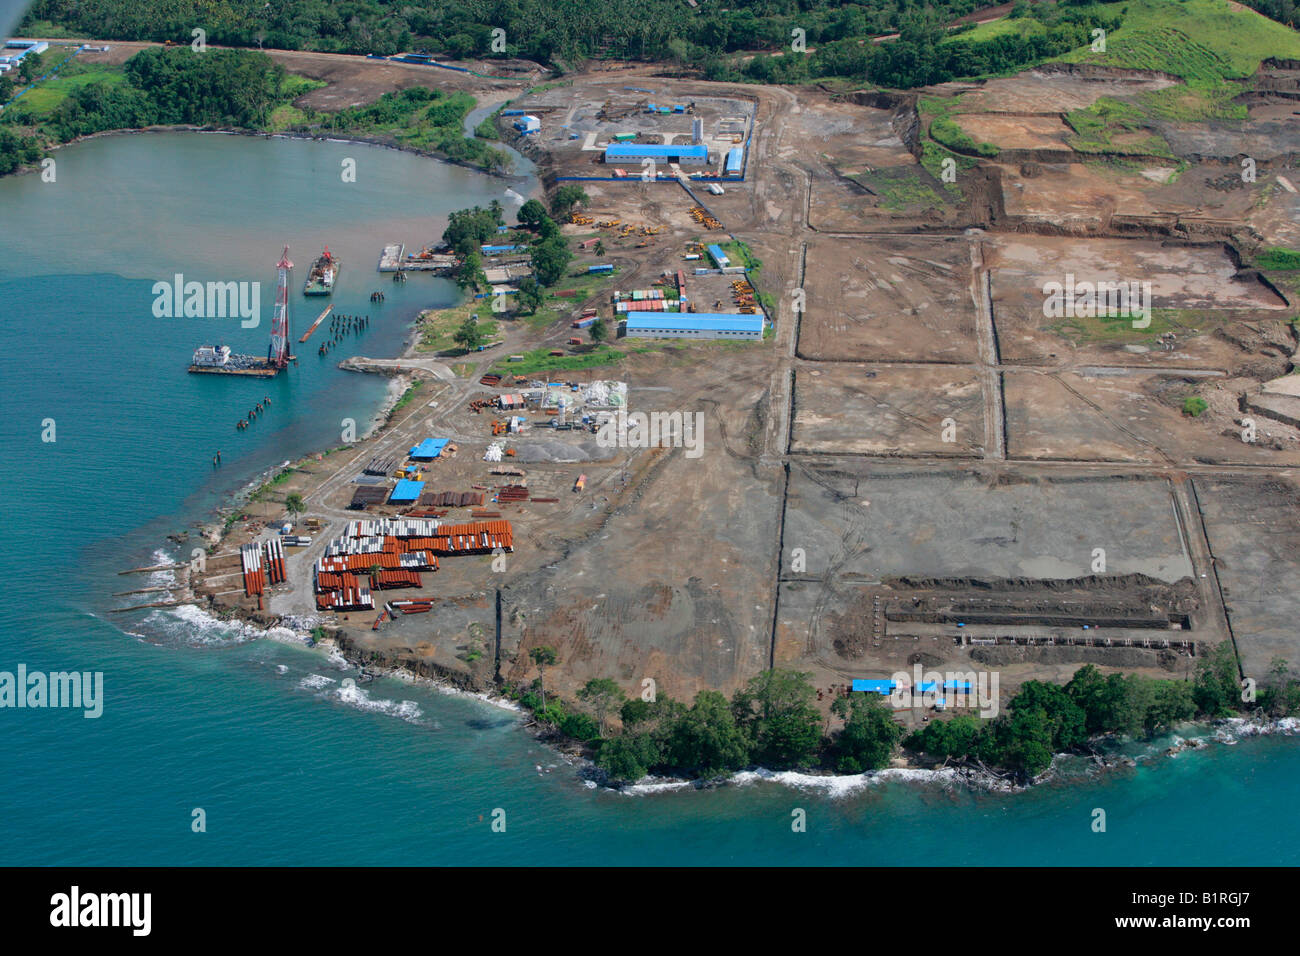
796,235,979,362
156,53,1300,729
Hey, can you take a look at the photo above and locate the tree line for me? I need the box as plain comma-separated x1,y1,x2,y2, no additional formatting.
717,4,1124,90
508,645,1300,785
22,0,1006,65
20,0,1300,86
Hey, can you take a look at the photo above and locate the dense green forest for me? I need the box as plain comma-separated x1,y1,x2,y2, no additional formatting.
511,643,1300,784
0,46,289,172
19,0,1300,91
21,0,1004,63
1242,0,1300,28
0,46,507,175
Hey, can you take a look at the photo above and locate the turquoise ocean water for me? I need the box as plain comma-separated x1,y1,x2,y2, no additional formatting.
0,132,1296,866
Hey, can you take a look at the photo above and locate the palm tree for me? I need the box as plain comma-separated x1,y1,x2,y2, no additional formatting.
529,646,559,707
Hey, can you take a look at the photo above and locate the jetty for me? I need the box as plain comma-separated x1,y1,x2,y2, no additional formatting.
112,585,175,597
110,599,189,613
118,562,187,575
378,242,456,273
299,304,334,343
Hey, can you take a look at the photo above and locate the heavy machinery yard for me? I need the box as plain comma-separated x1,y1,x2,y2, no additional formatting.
181,55,1300,731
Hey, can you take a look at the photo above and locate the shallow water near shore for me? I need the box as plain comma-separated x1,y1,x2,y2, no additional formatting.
0,131,1297,866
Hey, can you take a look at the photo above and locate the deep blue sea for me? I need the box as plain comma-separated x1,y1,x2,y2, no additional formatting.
0,132,1296,865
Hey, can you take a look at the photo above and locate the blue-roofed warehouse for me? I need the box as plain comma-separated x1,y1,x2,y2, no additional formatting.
724,146,744,175
409,438,449,460
603,143,709,166
706,244,730,268
624,313,763,340
389,479,425,503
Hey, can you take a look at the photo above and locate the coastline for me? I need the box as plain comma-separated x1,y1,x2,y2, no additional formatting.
159,307,1300,794
7,122,528,182
83,80,1296,801
139,569,1300,797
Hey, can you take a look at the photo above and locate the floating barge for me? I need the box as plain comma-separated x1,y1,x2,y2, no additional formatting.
190,247,295,377
304,247,339,296
188,345,281,377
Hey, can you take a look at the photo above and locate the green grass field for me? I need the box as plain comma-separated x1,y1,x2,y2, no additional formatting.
1060,0,1300,82
521,269,611,332
1065,118,1175,158
1255,248,1300,271
414,299,502,354
717,239,761,271
1047,307,1216,346
947,15,1049,45
7,48,124,115
491,344,624,375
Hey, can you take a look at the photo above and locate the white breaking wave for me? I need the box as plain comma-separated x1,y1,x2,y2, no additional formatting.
300,674,337,690
146,548,178,591
146,603,305,647
504,187,525,205
430,682,524,713
334,681,425,724
732,765,983,797
616,763,1015,798
620,778,697,796
1215,716,1300,739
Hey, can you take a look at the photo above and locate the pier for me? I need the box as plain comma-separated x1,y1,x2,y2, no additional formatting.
378,242,456,273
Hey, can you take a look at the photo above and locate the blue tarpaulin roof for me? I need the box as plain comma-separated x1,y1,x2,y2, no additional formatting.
409,438,449,459
624,313,764,333
604,143,708,160
944,680,973,690
725,146,744,173
389,479,425,502
852,679,896,695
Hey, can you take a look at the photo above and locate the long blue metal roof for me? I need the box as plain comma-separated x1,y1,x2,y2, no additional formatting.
852,679,896,695
604,143,708,159
624,313,763,333
724,146,744,172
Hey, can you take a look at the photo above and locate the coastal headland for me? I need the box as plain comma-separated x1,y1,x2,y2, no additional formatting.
68,20,1300,780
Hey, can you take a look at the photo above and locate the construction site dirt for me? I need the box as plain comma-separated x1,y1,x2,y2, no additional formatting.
179,58,1300,733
